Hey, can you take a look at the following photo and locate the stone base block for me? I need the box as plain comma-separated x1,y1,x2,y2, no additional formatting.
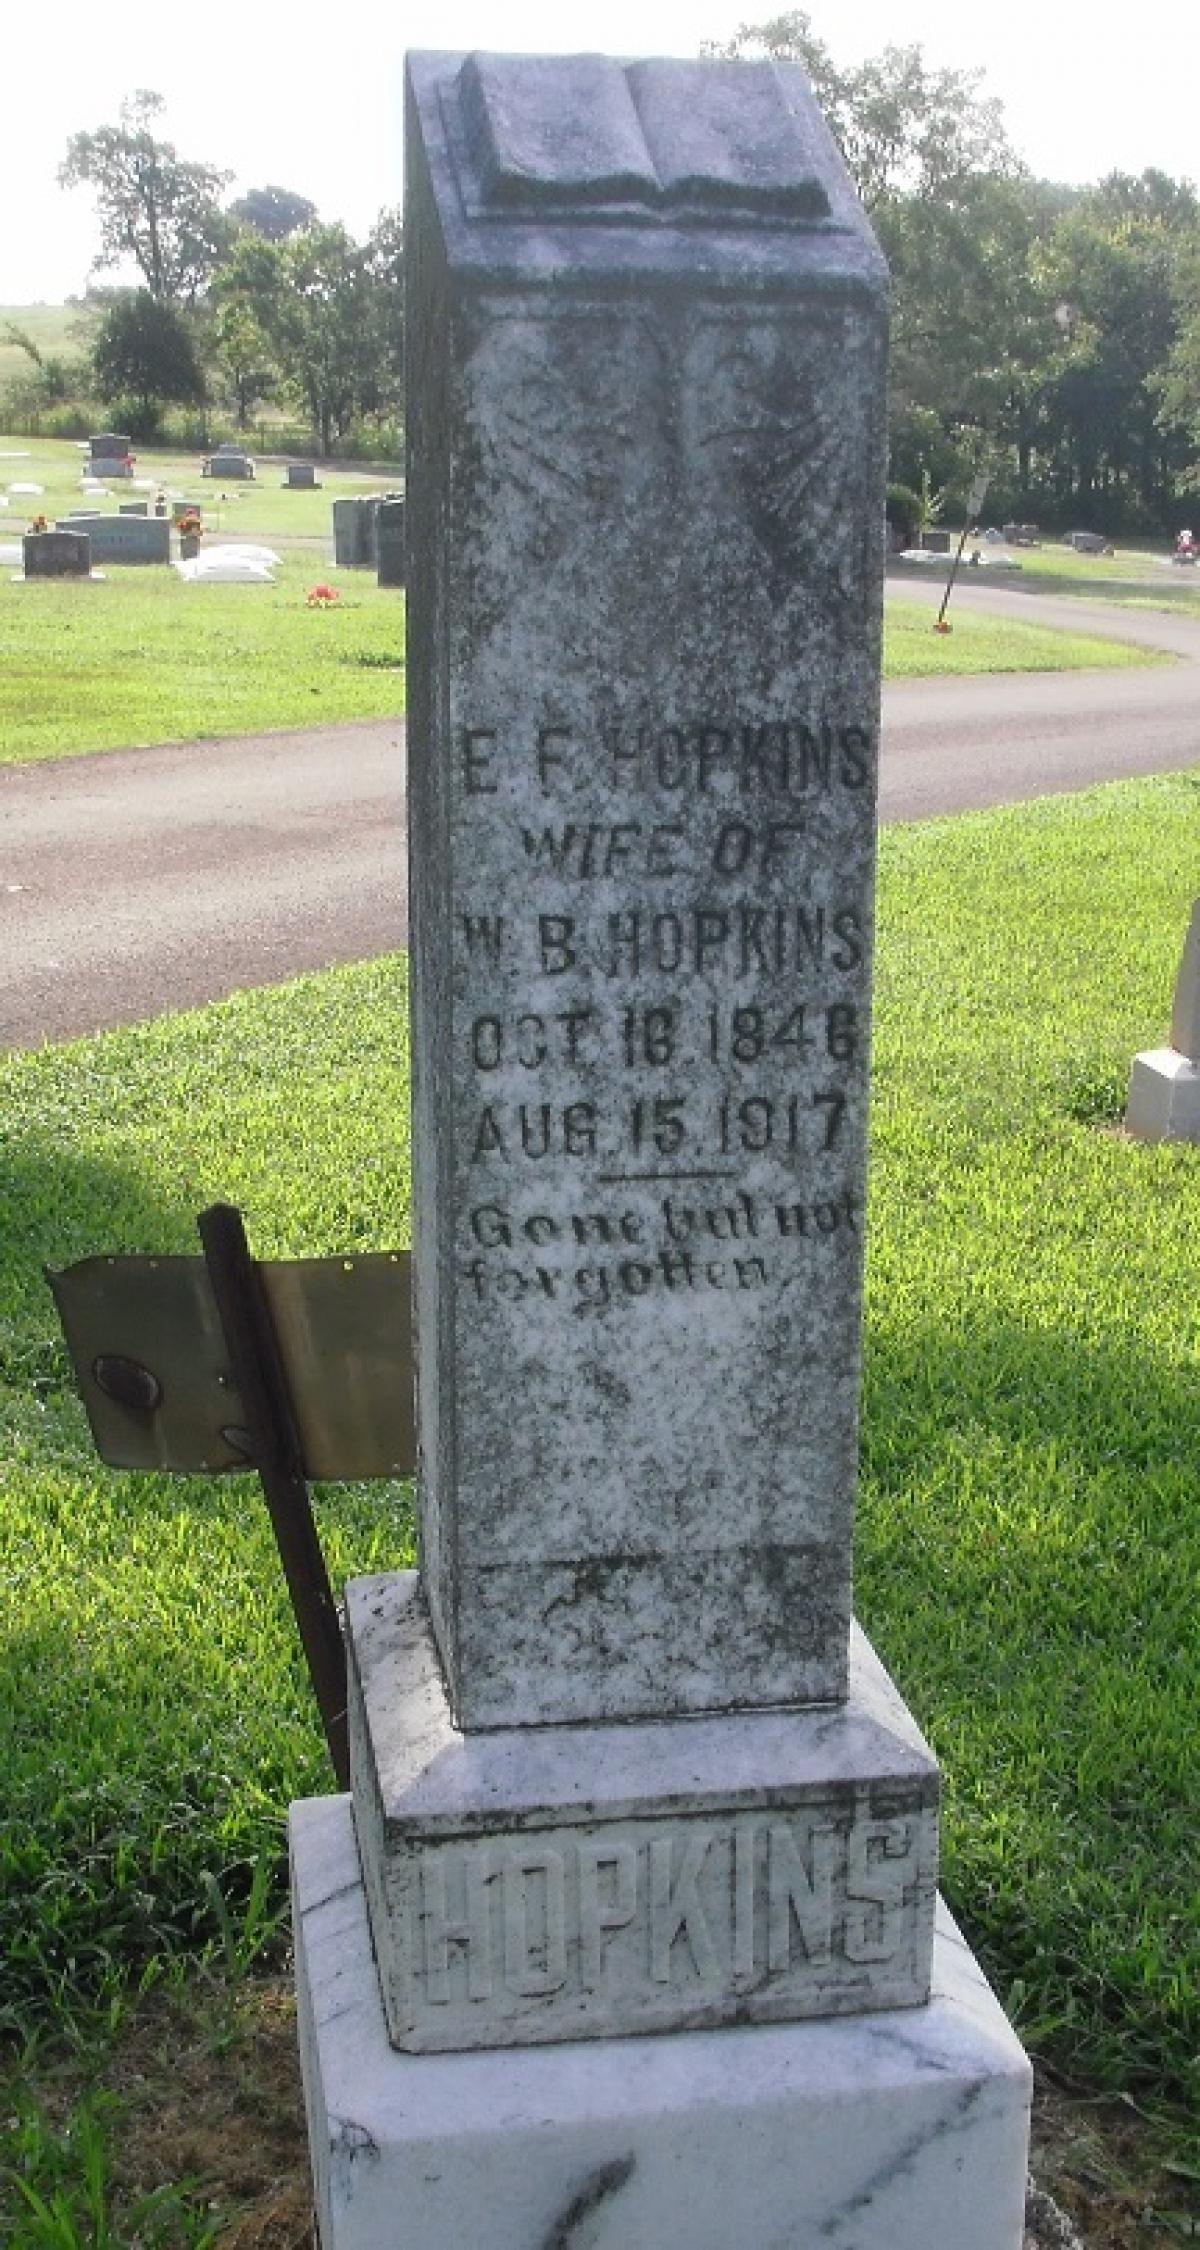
346,1574,940,2051
1126,1047,1200,1141
292,1792,1031,2250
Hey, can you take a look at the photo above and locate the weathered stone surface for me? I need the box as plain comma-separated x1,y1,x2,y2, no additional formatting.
57,512,170,565
292,1791,1031,2250
1125,1046,1200,1141
203,444,255,479
1169,899,1200,1061
88,432,133,477
376,496,405,586
331,495,379,567
23,530,90,578
346,1572,938,2050
406,49,889,1730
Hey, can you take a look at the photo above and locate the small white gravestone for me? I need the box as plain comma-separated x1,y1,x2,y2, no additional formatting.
290,50,1032,2250
1126,901,1200,1141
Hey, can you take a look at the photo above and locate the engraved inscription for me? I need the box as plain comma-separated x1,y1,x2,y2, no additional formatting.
453,705,874,1328
403,1807,922,2023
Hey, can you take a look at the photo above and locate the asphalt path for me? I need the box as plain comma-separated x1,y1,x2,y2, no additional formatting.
0,720,407,1049
881,573,1200,819
2,579,1198,1050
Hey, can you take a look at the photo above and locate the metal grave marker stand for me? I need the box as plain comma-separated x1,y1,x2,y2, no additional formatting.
48,1204,415,1789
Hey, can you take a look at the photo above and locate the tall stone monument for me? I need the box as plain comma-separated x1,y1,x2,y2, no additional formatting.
291,50,1031,2247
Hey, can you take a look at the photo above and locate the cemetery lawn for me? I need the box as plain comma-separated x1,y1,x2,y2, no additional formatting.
0,437,1161,767
883,597,1160,676
0,581,1148,769
0,557,406,764
0,435,406,762
1,775,1199,2231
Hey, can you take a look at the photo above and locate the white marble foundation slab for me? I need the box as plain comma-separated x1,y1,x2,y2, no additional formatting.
292,1792,1031,2250
1125,1047,1200,1141
347,1574,939,2050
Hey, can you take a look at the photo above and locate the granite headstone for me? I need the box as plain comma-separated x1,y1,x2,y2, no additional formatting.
332,494,380,567
345,40,949,2055
1126,898,1200,1139
58,512,170,565
375,495,405,585
1170,899,1200,1060
404,47,889,1734
203,444,255,480
293,52,1031,2250
23,529,91,578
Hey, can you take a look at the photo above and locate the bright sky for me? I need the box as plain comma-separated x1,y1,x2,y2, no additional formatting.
4,0,1196,304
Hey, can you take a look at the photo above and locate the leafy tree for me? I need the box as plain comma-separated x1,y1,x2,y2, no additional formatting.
709,18,1200,531
209,213,404,449
273,226,376,452
359,210,405,423
208,297,277,425
229,184,318,241
60,91,231,306
91,289,206,426
1035,174,1198,519
1,325,85,407
1156,239,1200,484
207,235,284,423
708,12,1015,210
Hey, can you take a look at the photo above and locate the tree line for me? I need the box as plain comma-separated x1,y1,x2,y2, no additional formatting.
4,92,403,457
7,46,1200,519
714,14,1199,534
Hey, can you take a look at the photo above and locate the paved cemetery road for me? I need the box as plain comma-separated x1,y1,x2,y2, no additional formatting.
0,721,407,1050
1,582,1197,1049
879,573,1200,821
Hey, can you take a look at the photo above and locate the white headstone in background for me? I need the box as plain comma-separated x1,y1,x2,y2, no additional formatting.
1126,899,1200,1141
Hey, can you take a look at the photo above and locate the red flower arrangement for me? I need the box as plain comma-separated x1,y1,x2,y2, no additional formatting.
306,583,341,608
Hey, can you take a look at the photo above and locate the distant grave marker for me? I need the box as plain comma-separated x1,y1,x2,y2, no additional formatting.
23,529,91,578
58,512,170,565
1126,900,1200,1140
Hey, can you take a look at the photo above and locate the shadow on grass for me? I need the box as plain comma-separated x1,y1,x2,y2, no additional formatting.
863,1306,1200,1498
859,1310,1199,2109
1,1136,415,2021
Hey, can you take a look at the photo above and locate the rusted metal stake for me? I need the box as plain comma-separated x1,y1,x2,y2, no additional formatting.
198,1203,349,1787
936,516,975,630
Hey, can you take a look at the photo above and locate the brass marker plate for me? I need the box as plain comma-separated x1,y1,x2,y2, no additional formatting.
47,1252,415,1480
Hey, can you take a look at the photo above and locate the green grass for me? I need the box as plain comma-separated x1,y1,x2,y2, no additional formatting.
0,555,405,761
0,438,1165,768
0,433,396,544
883,596,1161,675
1,775,1197,2149
4,2076,218,2249
0,958,414,2021
987,538,1190,587
893,537,1200,612
0,436,408,760
0,306,96,388
859,773,1200,2128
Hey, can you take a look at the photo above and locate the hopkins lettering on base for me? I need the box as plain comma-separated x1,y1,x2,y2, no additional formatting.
382,1797,936,2051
